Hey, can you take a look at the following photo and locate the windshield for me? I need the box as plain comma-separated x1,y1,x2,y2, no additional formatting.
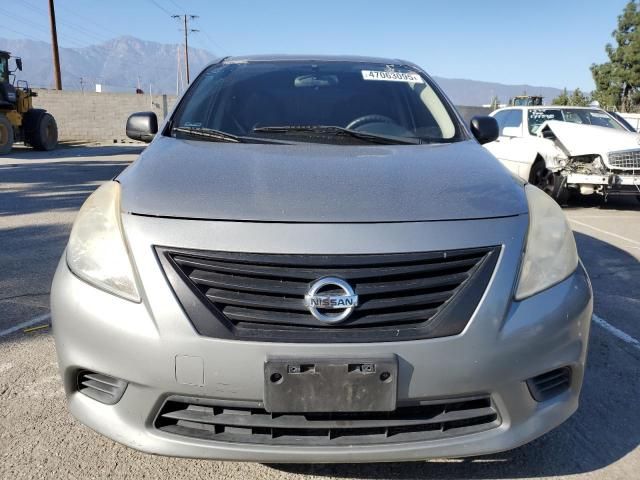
528,108,626,134
171,61,463,145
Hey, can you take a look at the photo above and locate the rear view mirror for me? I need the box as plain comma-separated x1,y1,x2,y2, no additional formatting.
470,116,499,144
126,112,158,143
15,58,22,71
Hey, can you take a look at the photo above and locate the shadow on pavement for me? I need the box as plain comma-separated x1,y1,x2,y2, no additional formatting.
270,232,640,478
0,160,131,216
564,193,640,212
4,144,144,160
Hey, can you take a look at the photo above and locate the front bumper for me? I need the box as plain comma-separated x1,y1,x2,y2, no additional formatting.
52,240,592,462
566,172,640,195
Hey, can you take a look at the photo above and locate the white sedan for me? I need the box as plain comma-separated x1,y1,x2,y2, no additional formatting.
484,106,640,202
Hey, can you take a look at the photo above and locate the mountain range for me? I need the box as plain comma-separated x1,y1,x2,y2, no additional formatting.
0,36,563,105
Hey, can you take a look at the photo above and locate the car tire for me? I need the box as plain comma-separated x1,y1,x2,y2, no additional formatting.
0,113,14,155
24,110,58,151
529,160,569,205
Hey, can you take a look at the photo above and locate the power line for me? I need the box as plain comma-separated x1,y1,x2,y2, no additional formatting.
1,24,46,43
147,0,173,16
0,6,87,48
55,4,122,38
164,0,184,11
20,0,111,44
198,30,229,56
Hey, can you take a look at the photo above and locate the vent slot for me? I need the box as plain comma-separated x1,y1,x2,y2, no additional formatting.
155,396,501,446
527,367,571,402
77,370,127,405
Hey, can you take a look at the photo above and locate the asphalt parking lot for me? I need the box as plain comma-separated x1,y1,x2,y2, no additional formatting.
0,145,638,479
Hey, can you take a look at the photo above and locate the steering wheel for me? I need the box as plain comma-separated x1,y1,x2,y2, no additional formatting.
346,114,396,130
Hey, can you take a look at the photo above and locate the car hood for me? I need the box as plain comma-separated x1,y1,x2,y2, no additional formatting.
118,137,527,223
540,120,640,156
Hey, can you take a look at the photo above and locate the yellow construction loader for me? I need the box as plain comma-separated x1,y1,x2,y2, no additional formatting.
0,50,58,154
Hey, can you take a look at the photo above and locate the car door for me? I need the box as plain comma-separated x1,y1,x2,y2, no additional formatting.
484,109,525,175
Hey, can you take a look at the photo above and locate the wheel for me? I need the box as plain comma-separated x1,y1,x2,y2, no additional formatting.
529,160,569,205
0,113,14,155
24,109,58,151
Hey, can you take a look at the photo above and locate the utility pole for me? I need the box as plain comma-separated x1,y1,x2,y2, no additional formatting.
172,15,198,84
48,0,62,90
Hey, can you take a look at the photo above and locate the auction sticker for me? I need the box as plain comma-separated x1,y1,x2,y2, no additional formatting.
361,70,424,83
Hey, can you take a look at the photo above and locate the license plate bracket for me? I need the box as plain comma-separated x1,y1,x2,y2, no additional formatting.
264,356,398,413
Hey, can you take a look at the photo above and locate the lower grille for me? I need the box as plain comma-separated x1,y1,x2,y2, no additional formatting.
155,396,500,446
157,246,500,343
527,367,571,402
608,149,640,170
77,371,127,405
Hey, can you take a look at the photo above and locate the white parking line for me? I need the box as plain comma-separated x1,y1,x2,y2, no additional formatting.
0,313,51,338
593,314,640,351
569,218,640,247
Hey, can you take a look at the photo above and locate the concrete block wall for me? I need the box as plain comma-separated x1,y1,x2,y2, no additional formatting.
32,90,177,143
456,106,492,123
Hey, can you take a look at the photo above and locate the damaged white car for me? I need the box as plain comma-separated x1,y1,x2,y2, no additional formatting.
485,106,640,203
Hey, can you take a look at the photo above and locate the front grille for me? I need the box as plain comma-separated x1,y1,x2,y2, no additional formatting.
157,246,499,342
155,396,500,446
526,367,572,402
77,371,127,405
608,149,640,170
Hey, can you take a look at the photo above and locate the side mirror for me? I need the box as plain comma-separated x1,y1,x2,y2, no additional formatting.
126,112,158,143
541,128,556,139
470,116,499,145
15,58,22,71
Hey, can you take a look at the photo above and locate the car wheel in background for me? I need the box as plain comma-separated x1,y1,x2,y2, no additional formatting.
0,113,14,154
529,160,569,205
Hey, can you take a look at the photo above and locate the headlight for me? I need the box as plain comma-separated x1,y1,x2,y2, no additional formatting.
66,181,141,302
515,184,578,300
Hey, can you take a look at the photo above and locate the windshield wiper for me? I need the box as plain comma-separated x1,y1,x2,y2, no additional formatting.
253,125,421,145
173,126,243,143
173,126,290,144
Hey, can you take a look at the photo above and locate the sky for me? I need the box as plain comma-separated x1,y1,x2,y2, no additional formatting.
0,0,632,90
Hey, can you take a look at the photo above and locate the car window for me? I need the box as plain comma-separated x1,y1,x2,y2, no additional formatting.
563,109,625,130
492,110,510,130
527,109,563,134
172,61,464,145
496,110,523,137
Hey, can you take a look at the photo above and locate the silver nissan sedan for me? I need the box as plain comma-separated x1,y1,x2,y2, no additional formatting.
51,55,592,463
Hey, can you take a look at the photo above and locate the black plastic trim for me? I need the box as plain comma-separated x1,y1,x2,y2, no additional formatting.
156,246,500,343
76,370,128,405
526,367,572,402
154,394,501,446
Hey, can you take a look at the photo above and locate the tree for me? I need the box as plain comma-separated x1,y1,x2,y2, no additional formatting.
552,88,570,106
569,88,591,106
591,1,640,111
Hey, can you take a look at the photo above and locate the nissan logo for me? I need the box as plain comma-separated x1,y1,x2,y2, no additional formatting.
304,277,359,324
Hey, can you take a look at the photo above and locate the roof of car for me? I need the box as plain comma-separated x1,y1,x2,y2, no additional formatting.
220,54,418,67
